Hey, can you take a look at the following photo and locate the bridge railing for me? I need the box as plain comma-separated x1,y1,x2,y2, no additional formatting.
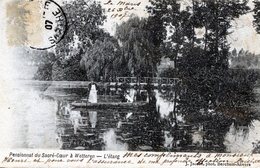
18,77,181,89
116,77,180,85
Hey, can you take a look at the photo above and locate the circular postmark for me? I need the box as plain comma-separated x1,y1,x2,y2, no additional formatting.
29,0,67,50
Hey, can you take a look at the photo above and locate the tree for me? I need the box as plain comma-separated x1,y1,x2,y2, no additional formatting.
253,0,260,34
80,37,121,81
229,48,259,69
115,16,161,77
33,51,55,81
52,49,88,81
56,0,106,55
148,0,250,121
35,0,107,81
147,0,197,126
53,0,107,81
199,0,250,69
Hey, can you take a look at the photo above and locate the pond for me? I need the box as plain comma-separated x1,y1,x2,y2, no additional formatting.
2,83,260,153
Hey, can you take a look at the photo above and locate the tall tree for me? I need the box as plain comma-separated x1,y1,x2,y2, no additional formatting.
80,37,121,81
56,0,106,55
147,0,250,119
115,16,161,77
200,0,250,69
49,0,107,81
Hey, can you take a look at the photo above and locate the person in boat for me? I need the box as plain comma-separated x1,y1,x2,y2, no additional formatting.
88,80,98,103
88,81,98,92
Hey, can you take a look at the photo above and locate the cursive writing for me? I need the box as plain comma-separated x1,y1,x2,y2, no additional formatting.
103,0,142,20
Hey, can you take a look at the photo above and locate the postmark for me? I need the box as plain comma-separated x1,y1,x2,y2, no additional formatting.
30,0,67,50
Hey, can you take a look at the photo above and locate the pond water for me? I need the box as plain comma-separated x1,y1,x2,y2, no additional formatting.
2,84,260,153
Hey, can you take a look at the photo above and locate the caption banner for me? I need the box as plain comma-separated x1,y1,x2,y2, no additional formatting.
0,149,259,167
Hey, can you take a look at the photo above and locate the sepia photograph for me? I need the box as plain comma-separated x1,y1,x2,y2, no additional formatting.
2,0,260,159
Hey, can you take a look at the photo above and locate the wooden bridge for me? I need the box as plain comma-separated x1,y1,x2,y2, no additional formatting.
18,77,180,89
116,77,180,86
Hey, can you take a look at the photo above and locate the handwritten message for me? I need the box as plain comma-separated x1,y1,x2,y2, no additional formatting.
103,0,142,20
1,150,260,167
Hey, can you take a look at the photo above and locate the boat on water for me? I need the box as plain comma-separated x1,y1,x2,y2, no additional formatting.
70,101,149,111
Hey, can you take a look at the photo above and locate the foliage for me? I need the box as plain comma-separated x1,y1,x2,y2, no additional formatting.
115,16,162,77
229,48,259,69
53,0,107,81
56,0,106,55
159,67,177,78
148,0,194,64
192,0,250,69
34,63,53,81
80,37,121,81
254,0,260,34
52,51,88,81
34,0,107,81
148,0,251,124
31,50,55,80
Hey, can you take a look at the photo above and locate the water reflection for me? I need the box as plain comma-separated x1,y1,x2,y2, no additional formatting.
0,88,59,149
15,84,259,152
103,129,128,150
164,131,173,150
89,111,97,128
225,120,260,153
55,87,164,151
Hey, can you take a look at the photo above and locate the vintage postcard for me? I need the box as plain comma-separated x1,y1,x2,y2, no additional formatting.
1,0,260,167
